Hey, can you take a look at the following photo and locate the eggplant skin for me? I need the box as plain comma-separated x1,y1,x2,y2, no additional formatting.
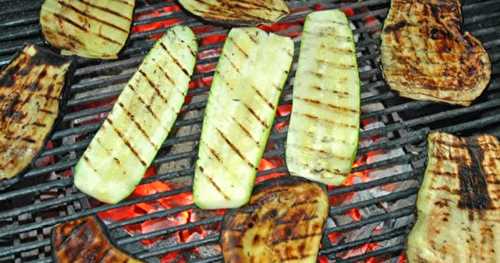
407,132,500,263
178,0,289,26
381,0,491,106
40,0,135,59
52,216,143,263
0,45,71,181
222,177,329,263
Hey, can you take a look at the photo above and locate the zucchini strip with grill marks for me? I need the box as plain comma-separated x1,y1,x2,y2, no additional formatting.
193,28,294,209
52,216,143,263
222,177,329,263
178,0,289,26
40,0,135,59
0,45,72,182
74,26,198,204
286,10,360,185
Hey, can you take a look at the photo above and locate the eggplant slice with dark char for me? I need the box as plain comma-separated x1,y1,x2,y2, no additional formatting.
381,0,491,106
40,0,135,59
222,177,329,263
0,45,71,183
52,216,142,263
407,132,499,262
178,0,289,26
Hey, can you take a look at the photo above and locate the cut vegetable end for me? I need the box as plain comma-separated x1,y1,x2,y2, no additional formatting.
286,10,360,186
74,26,198,204
193,27,294,209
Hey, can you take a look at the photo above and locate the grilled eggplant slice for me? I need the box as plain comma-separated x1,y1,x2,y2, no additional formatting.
40,0,135,59
407,132,500,262
381,0,491,106
0,45,71,181
52,216,142,263
222,177,329,263
193,28,294,209
178,0,289,26
286,10,360,186
74,26,198,204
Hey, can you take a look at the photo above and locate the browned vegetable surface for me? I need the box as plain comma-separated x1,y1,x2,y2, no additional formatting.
222,177,329,263
0,45,71,181
52,216,142,263
381,0,491,106
178,0,289,26
407,132,499,262
40,0,135,59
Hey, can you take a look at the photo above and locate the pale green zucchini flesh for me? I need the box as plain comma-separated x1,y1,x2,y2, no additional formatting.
74,26,198,204
40,0,135,59
193,28,294,209
286,10,360,185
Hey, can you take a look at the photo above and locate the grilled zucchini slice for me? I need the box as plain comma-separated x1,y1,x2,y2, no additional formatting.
222,177,329,263
74,26,198,204
0,45,72,181
407,132,500,263
178,0,289,26
193,28,294,209
52,216,143,263
286,10,360,185
40,0,135,59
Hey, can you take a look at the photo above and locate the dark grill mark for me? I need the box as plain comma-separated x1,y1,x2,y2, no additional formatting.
20,137,36,143
57,0,128,33
288,143,351,161
229,38,249,58
50,13,122,45
243,103,269,129
105,118,147,167
138,69,169,104
39,108,56,115
295,96,358,114
117,102,158,151
310,85,350,97
153,61,175,86
94,137,122,166
251,85,274,110
82,155,100,174
271,232,322,245
295,112,357,129
127,84,161,122
232,116,260,146
458,137,492,210
160,42,190,76
198,166,230,201
75,0,132,21
215,128,255,169
221,53,241,73
384,21,408,33
32,122,47,127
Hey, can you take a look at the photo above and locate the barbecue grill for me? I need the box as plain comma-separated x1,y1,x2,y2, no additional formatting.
0,0,499,262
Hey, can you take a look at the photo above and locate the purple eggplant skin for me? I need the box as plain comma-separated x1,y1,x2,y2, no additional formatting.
0,44,74,190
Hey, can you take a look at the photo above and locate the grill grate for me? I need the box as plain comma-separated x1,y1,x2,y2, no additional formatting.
0,0,499,262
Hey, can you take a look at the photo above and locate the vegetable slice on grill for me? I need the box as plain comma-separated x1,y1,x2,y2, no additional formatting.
222,177,329,263
286,10,360,185
193,28,294,209
178,0,289,26
52,216,142,263
74,26,198,204
40,0,135,59
0,45,72,182
407,132,500,262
